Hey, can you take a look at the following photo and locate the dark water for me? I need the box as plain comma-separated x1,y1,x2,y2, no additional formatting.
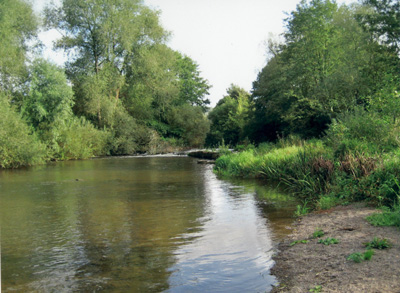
1,156,297,292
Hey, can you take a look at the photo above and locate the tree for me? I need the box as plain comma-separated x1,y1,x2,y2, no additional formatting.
251,0,399,140
359,0,400,54
45,0,168,127
0,0,38,93
206,85,252,146
174,52,211,111
22,59,74,129
0,92,46,168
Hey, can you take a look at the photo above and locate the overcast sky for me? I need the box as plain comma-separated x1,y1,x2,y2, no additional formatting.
34,0,356,106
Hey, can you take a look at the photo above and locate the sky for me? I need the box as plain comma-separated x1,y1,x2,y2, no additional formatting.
34,0,355,106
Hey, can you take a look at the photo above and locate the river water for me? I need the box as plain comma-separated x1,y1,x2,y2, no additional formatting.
1,156,297,292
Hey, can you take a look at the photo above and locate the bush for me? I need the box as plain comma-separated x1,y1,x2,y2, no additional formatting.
0,94,46,168
41,117,109,160
325,108,399,156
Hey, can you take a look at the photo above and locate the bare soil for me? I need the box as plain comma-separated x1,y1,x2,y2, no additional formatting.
271,203,400,292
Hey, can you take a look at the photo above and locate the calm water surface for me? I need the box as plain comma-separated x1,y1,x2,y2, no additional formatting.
1,156,297,292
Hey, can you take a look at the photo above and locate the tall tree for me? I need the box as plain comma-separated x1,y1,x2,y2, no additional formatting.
359,0,400,54
174,52,211,111
251,0,399,140
0,0,38,93
45,0,167,127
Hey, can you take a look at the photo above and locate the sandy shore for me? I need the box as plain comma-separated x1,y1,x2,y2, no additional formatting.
271,203,400,292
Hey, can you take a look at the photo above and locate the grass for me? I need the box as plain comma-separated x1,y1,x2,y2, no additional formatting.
290,240,310,246
312,229,325,238
309,285,323,292
318,237,339,245
367,204,400,228
214,137,400,212
364,237,392,249
294,201,310,216
347,250,374,263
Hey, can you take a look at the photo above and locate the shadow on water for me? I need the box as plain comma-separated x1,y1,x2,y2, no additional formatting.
1,157,298,292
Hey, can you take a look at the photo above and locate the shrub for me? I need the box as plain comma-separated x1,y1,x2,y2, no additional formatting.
42,117,109,160
0,94,46,168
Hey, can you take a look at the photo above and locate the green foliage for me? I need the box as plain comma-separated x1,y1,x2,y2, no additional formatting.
42,117,109,160
309,285,323,293
347,250,375,263
359,0,400,53
0,0,38,92
0,93,46,168
167,104,210,147
317,195,341,210
174,52,211,111
295,201,310,217
318,237,339,245
22,59,74,128
206,85,253,147
312,229,325,239
290,239,310,246
367,204,400,227
364,237,392,249
250,0,399,141
325,107,399,156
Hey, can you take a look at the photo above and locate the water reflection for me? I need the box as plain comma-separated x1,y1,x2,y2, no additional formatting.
1,157,297,292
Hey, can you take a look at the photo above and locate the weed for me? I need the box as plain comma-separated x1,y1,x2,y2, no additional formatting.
295,201,310,217
290,240,309,246
363,249,374,260
364,237,392,249
367,202,400,227
317,195,341,210
312,229,325,238
309,285,322,292
318,237,339,245
347,250,375,263
347,252,364,263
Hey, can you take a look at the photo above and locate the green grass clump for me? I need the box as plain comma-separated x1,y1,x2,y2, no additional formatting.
347,249,374,263
294,201,310,216
367,204,400,228
309,285,322,292
364,237,392,249
312,229,325,238
317,195,341,210
290,240,309,246
318,237,339,245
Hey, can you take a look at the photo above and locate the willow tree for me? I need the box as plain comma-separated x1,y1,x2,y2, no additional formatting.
45,0,168,127
0,0,38,94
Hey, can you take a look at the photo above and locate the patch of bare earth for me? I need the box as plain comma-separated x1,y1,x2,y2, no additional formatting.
271,203,400,292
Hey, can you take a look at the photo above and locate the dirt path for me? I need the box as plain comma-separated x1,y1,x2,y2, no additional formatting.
271,203,400,292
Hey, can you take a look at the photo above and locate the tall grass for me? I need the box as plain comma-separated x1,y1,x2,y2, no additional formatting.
215,137,400,209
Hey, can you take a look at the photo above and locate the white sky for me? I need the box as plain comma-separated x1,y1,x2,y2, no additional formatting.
34,0,356,106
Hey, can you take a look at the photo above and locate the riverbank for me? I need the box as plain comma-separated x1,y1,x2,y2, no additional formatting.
271,203,400,292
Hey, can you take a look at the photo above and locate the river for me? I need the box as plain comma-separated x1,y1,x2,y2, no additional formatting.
1,156,297,292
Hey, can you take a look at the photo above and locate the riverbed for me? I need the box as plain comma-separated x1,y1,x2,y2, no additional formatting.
1,156,298,292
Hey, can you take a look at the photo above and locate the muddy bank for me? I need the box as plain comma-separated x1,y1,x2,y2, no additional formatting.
271,203,400,292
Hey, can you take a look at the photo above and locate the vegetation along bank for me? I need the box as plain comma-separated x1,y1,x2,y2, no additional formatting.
1,0,399,290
